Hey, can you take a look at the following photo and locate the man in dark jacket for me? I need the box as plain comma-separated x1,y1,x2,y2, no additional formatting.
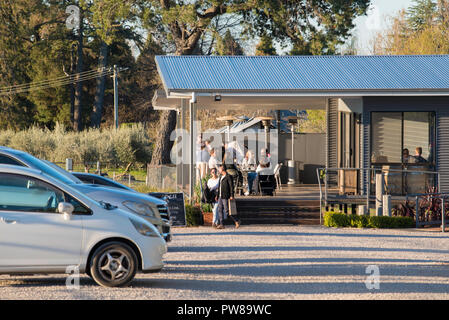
216,165,240,229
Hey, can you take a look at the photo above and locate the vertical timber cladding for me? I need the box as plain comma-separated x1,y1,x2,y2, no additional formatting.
437,110,449,193
326,98,338,184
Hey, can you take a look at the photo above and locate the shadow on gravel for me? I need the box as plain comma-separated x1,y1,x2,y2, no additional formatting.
166,257,438,266
168,245,449,255
131,276,449,295
165,263,449,278
0,276,96,288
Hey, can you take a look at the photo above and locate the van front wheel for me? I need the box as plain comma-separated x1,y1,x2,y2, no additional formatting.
90,242,137,287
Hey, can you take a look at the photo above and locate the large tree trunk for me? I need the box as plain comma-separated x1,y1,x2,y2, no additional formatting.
73,10,84,132
150,109,177,165
90,41,108,128
149,45,198,166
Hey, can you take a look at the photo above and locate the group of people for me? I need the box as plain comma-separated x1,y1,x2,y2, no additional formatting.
196,135,277,228
402,147,428,164
205,164,240,229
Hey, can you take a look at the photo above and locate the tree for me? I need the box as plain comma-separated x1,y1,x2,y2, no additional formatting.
255,33,277,56
407,0,437,31
144,0,371,165
298,110,326,133
215,29,244,55
372,0,449,55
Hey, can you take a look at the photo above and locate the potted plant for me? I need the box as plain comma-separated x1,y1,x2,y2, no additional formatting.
201,203,213,226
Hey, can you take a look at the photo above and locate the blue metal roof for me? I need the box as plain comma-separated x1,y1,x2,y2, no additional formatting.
155,55,449,92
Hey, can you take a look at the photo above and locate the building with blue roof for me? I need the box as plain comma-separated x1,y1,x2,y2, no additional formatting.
153,55,449,203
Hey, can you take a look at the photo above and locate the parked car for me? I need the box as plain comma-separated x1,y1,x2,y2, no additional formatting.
0,147,172,242
0,164,167,287
71,172,136,192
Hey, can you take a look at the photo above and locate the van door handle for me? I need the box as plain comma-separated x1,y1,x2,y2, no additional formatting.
0,217,18,224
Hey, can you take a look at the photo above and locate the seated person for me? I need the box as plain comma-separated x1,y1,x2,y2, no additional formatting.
256,160,274,175
402,148,412,163
241,150,256,171
260,148,271,167
413,147,427,163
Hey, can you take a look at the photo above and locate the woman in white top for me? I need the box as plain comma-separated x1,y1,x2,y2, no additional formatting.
208,148,220,171
241,150,256,171
207,168,221,227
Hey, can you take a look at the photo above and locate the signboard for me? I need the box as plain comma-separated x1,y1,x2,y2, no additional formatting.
149,192,186,227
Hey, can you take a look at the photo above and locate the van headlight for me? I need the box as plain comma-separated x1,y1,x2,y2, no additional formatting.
129,217,160,237
123,201,156,218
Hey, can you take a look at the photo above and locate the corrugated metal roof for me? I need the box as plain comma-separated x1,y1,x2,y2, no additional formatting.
155,55,449,92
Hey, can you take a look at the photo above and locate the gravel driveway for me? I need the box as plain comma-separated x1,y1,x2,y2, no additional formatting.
2,225,449,300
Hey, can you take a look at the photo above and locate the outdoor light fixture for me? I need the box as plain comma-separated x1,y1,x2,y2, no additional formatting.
217,116,238,144
257,116,274,150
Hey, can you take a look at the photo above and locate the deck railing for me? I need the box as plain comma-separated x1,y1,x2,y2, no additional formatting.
316,167,441,228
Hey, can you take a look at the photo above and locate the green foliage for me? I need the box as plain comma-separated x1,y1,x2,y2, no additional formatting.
373,0,449,55
255,34,277,56
299,110,326,133
407,0,438,31
0,123,152,169
185,204,203,227
201,203,213,213
324,212,415,229
215,30,244,56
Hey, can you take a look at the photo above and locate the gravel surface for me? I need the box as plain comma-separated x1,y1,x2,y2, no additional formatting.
2,225,449,300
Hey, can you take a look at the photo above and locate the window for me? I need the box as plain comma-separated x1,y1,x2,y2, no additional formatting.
0,155,24,166
371,112,435,165
0,173,92,214
0,174,64,213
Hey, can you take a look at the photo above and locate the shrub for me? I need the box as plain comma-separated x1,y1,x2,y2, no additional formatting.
0,123,152,171
185,204,203,226
324,212,350,227
324,212,414,229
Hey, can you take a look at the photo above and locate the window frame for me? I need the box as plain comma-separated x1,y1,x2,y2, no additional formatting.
370,111,436,166
0,173,93,216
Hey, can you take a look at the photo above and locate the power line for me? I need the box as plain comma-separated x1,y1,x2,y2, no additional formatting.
0,68,115,96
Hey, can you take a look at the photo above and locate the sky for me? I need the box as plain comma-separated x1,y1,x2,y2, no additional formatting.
355,0,415,54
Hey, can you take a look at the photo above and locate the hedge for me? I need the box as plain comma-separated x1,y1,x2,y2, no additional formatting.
185,204,203,227
324,212,414,229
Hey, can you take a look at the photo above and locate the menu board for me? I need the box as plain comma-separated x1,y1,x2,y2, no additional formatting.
148,192,186,227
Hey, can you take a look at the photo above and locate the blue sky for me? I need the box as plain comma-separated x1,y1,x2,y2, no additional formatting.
355,0,414,53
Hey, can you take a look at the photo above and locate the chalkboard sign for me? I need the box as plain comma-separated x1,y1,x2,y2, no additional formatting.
148,192,186,227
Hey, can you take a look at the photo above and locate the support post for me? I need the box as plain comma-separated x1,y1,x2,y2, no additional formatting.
113,65,118,129
415,196,419,228
66,158,73,172
375,173,383,216
442,198,445,233
189,93,195,204
382,195,391,217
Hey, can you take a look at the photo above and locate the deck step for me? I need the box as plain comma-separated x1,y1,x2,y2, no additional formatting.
233,198,321,225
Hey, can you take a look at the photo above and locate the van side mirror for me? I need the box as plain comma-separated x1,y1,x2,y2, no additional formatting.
58,202,74,220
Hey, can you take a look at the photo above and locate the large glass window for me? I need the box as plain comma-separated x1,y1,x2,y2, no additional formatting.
371,112,435,165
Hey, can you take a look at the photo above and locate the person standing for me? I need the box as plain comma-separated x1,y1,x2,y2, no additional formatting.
207,168,220,228
208,148,220,171
216,165,240,229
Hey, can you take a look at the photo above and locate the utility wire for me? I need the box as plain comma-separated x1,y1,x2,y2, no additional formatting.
0,67,115,95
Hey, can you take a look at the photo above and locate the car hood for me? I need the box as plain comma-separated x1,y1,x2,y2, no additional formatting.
73,184,167,206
